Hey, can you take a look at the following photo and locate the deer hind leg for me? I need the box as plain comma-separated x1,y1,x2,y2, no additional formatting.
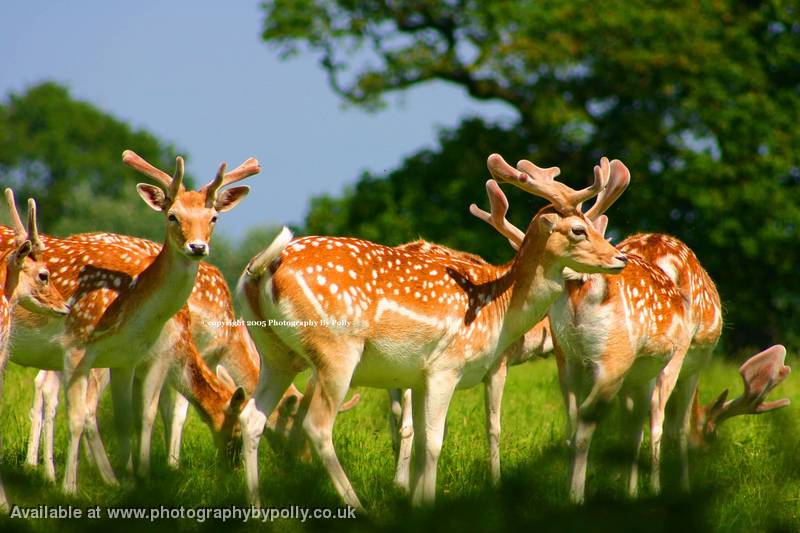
241,362,296,508
484,356,508,487
137,357,171,477
26,370,49,469
665,370,701,492
82,369,117,485
109,366,136,476
301,343,363,510
410,369,460,507
649,341,691,495
619,382,652,498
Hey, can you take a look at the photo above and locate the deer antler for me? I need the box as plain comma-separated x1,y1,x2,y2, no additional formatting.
486,153,607,214
584,159,631,221
203,157,261,205
4,188,27,243
705,345,791,430
26,198,45,257
122,150,185,199
469,180,525,250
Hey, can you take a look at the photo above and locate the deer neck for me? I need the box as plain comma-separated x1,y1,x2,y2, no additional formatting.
497,223,565,353
120,235,200,337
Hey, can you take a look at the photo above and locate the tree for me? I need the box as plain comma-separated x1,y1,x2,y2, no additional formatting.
262,1,800,351
0,82,191,240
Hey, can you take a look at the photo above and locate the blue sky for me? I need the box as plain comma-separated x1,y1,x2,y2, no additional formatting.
1,1,516,240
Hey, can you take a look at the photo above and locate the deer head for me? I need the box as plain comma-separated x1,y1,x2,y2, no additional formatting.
693,345,791,446
471,155,630,274
3,189,69,317
123,150,260,259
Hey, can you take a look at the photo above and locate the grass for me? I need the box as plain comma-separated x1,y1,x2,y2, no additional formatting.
0,355,798,532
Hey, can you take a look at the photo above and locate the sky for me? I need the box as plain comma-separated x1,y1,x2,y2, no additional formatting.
1,1,517,241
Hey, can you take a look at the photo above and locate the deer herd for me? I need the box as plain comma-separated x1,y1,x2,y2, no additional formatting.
0,149,791,512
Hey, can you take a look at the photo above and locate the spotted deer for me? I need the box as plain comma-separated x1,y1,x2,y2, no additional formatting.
1,150,258,493
0,190,70,511
471,159,790,502
236,154,627,508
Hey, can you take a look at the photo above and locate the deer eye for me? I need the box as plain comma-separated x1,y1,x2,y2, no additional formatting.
570,225,587,239
210,215,218,223
168,213,178,223
38,270,49,283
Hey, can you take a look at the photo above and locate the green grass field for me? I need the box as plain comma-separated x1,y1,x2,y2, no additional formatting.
0,355,797,532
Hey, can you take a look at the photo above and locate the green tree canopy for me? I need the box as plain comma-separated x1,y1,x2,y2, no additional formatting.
0,82,192,240
263,0,800,351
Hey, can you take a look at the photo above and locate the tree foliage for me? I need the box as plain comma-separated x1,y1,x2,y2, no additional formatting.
0,82,190,240
263,0,800,351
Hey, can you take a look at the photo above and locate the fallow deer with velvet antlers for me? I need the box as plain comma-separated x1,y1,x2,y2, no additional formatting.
236,153,627,508
470,156,790,502
1,150,258,494
0,189,70,510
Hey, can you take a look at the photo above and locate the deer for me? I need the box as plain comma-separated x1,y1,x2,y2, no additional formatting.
469,157,791,502
235,153,627,509
0,150,258,493
24,233,359,479
0,189,70,511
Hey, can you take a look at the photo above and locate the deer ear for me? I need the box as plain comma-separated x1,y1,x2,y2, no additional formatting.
539,213,558,233
227,386,246,414
216,365,237,390
14,240,33,267
593,215,609,238
136,184,167,211
214,186,250,212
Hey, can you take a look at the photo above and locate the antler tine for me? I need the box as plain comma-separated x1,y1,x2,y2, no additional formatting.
517,159,561,181
169,156,185,199
26,198,45,256
708,345,791,426
203,157,260,203
122,150,174,188
4,188,27,240
469,179,525,250
571,156,610,208
585,159,631,221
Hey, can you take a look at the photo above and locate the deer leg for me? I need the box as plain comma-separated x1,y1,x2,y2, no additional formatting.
394,389,414,492
649,343,690,495
411,370,459,507
62,347,94,494
109,366,136,476
0,346,11,511
138,357,171,476
165,391,190,468
484,356,508,487
241,365,296,508
665,371,701,492
40,370,62,482
302,347,363,510
26,370,48,469
620,382,652,498
80,369,117,485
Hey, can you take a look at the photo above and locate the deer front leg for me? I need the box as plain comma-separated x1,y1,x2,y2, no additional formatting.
665,371,701,492
110,367,135,476
393,389,414,492
82,369,117,485
138,357,171,476
26,370,48,469
484,356,508,487
165,392,189,468
62,347,94,494
0,346,11,511
411,369,459,507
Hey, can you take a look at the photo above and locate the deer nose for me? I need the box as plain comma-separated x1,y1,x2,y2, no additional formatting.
615,254,628,265
188,242,208,256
